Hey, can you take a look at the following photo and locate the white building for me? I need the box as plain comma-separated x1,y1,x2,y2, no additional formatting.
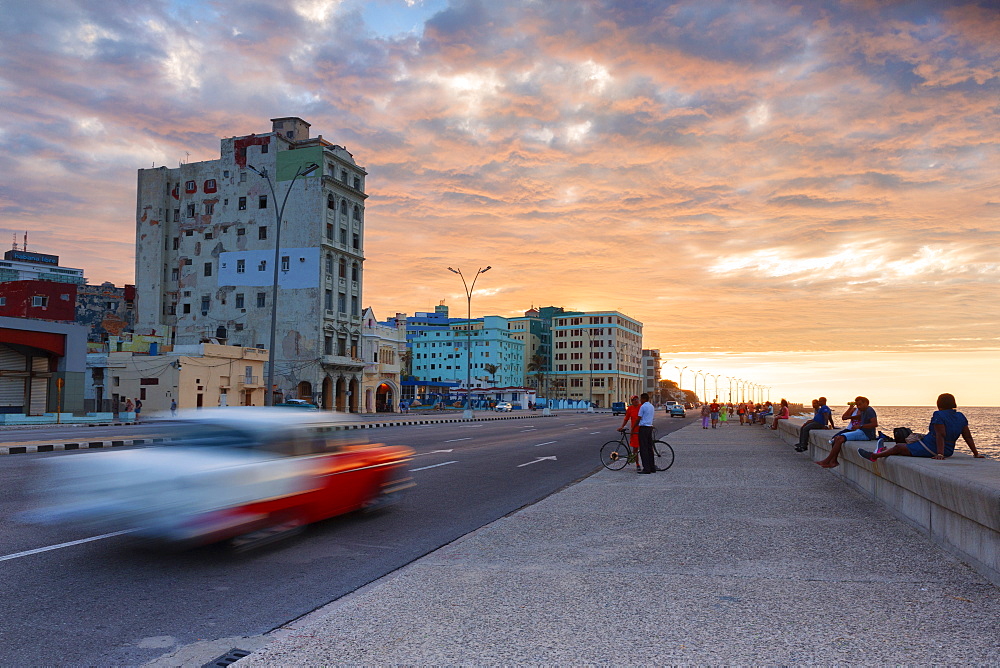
0,248,85,285
134,117,367,410
360,308,406,413
549,311,643,408
642,348,662,401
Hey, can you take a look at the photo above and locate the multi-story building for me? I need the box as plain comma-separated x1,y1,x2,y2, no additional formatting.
0,280,77,321
642,348,662,402
0,248,85,285
549,311,643,408
360,308,406,412
134,117,367,410
411,315,525,390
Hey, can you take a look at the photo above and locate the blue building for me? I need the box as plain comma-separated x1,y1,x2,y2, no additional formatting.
411,315,525,390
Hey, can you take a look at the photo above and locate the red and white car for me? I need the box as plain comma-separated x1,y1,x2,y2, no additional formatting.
29,409,414,549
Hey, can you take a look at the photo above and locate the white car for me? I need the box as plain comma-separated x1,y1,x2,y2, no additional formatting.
495,401,513,412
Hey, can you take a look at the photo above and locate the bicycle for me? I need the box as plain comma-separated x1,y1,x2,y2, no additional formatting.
600,429,674,471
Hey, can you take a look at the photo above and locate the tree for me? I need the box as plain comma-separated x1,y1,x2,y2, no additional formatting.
483,363,501,386
526,353,547,398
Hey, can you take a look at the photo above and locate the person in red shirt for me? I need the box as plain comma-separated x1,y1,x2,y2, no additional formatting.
709,400,721,429
618,395,642,471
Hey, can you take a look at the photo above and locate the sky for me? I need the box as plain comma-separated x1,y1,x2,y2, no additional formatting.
1,0,998,407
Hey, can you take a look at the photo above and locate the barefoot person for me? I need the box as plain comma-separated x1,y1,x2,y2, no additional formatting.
859,393,984,462
817,396,877,468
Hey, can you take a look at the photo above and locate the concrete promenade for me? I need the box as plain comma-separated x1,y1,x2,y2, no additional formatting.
231,418,1000,666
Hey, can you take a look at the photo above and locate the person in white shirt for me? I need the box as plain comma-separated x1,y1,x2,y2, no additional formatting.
637,393,657,473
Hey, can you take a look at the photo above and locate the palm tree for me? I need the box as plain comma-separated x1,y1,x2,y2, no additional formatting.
483,363,501,386
526,352,547,396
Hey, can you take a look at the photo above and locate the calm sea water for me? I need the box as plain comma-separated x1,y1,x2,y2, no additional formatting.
797,406,999,460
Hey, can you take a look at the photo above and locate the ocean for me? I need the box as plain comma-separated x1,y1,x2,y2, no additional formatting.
798,405,998,460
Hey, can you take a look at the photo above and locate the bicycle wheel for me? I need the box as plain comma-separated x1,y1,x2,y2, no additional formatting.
653,440,675,471
600,440,631,470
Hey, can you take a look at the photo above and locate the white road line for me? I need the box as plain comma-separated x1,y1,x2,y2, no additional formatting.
410,460,458,472
444,437,472,443
590,431,601,434
413,449,455,457
532,441,557,447
518,456,557,467
0,529,135,562
519,428,537,432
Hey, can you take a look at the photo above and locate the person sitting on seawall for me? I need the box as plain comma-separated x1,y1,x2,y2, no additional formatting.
770,399,790,430
758,401,773,426
795,397,835,452
817,396,877,468
859,393,984,462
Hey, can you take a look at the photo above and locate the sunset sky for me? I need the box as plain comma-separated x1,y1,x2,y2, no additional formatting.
1,1,998,407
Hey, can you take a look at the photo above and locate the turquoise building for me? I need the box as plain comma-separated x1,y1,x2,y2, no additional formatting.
411,315,525,390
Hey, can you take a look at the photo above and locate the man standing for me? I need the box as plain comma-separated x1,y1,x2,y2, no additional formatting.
637,393,657,474
796,397,835,452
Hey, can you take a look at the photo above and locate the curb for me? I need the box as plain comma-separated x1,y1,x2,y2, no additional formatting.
0,437,169,456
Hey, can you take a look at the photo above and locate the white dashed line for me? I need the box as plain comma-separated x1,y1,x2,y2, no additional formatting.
0,530,135,562
410,461,459,472
444,437,472,443
532,441,557,447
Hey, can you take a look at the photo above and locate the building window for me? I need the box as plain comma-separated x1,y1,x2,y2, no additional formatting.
204,179,217,193
353,176,361,190
173,208,180,221
340,200,347,215
258,226,267,240
0,297,5,306
172,237,179,250
204,232,213,240
236,259,245,273
170,267,179,281
235,293,245,309
258,260,267,272
32,295,48,307
338,293,346,313
185,180,197,194
259,195,267,209
182,303,191,314
281,255,289,272
261,143,269,153
340,169,348,182
186,203,195,217
351,262,358,281
204,262,212,277
238,197,246,210
353,205,360,221
256,292,266,308
327,194,335,209
352,233,359,249
325,254,333,275
204,202,214,215
201,296,210,313
240,171,247,183
237,227,245,236
339,228,347,245
326,223,333,240
339,257,346,278
351,295,358,316
325,289,333,310
324,336,333,355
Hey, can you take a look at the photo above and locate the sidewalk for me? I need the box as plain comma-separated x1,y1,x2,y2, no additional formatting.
236,420,1000,665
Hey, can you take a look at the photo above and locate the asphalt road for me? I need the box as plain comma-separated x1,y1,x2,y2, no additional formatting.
0,411,693,666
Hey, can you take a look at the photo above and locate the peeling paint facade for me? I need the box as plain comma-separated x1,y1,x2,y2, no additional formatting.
135,117,367,409
76,283,136,342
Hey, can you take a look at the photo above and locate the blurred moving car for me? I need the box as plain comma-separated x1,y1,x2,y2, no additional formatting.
26,409,414,549
495,401,513,412
611,401,626,416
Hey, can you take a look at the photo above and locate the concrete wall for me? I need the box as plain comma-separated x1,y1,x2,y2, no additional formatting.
772,417,1000,587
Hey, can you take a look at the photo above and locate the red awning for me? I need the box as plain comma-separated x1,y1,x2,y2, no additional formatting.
0,328,65,356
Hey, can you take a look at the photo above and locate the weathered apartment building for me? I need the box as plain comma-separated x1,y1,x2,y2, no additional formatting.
135,117,368,409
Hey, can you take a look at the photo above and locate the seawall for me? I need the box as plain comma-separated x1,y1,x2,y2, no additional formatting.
772,417,1000,587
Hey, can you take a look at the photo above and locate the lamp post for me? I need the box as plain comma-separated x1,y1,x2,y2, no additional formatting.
726,376,735,403
447,265,491,418
709,373,720,402
248,161,320,406
674,365,687,401
692,370,704,404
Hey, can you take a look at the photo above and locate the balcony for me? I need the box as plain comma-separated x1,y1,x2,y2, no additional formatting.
238,376,262,388
321,355,365,370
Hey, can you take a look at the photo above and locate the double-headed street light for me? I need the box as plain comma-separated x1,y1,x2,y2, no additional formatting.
447,265,491,418
674,365,688,401
248,161,320,406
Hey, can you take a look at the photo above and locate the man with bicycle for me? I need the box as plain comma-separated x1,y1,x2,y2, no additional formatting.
618,395,642,471
638,393,657,474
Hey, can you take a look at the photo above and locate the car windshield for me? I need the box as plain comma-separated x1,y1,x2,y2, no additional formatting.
167,423,264,449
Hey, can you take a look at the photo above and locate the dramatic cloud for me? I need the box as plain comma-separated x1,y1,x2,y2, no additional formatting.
1,0,997,402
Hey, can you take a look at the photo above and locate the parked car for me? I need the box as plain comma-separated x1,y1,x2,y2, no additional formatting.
495,401,513,412
611,401,627,416
25,409,414,549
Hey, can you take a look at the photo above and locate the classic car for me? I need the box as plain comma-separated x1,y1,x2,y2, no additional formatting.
495,401,513,412
27,409,414,549
611,401,627,416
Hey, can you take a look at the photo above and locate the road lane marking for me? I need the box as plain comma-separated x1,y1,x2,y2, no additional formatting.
590,431,601,434
410,460,459,472
519,428,537,432
0,530,135,562
518,456,557,467
532,441,557,447
413,449,455,457
444,437,472,443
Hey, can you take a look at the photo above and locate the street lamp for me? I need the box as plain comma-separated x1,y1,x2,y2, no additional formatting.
248,161,320,406
447,265,491,418
725,376,735,403
674,365,688,400
709,373,720,402
692,370,704,403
